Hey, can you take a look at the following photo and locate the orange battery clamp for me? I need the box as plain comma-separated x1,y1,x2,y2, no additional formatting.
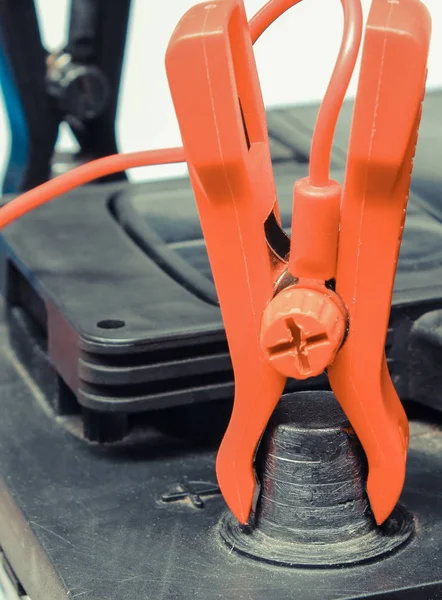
0,0,430,532
166,0,431,527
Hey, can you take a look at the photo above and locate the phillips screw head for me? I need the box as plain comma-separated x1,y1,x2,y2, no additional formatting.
261,286,346,380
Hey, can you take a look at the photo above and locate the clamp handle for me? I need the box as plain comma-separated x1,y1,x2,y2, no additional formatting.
328,0,431,525
166,0,286,524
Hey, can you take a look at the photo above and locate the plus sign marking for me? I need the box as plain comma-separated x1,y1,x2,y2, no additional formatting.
161,477,220,509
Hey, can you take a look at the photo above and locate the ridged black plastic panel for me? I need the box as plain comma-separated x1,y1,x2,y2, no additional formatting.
0,93,441,441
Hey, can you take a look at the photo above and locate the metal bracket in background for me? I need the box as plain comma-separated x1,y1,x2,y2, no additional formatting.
0,0,131,194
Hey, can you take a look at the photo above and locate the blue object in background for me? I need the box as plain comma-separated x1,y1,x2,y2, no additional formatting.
0,41,29,195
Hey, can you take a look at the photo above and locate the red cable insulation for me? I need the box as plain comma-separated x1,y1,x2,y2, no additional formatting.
249,0,362,186
249,0,302,41
0,148,185,228
0,0,361,229
308,0,362,185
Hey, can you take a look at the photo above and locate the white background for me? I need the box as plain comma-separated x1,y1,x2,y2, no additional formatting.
0,0,441,184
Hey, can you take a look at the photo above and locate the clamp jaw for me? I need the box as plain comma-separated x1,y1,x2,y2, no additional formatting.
166,0,430,527
327,0,430,524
